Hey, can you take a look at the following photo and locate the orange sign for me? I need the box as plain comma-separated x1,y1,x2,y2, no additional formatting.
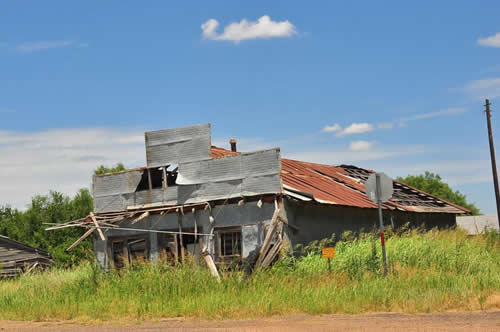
322,247,335,258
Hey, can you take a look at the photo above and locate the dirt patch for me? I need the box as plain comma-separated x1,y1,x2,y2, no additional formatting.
2,311,500,331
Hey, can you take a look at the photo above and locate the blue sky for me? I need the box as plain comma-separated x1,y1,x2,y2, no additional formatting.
1,1,500,214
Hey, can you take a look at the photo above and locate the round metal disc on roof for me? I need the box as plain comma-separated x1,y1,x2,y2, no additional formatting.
365,172,393,203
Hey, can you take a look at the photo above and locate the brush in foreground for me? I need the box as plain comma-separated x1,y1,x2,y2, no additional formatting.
0,229,499,321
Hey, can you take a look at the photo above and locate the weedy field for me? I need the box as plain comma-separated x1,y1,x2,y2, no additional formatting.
1,228,499,322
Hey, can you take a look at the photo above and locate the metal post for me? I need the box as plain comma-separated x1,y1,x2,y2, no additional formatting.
485,99,500,227
328,258,332,273
376,173,388,275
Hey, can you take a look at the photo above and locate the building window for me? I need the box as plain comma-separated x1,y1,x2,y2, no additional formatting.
216,227,242,259
110,236,149,268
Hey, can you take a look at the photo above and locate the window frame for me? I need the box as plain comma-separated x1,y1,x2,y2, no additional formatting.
215,227,242,259
109,234,150,268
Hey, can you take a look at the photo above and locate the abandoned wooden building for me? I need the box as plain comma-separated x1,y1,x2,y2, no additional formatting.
51,123,470,270
0,236,53,277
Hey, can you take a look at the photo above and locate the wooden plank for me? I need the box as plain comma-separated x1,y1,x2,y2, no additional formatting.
260,221,284,268
66,227,96,251
25,262,39,274
178,214,184,263
261,238,282,268
130,211,149,224
202,252,220,281
255,207,280,267
162,167,167,188
90,212,105,241
147,168,153,204
194,215,198,242
45,222,86,231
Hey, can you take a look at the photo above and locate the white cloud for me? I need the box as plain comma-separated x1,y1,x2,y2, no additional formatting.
377,122,393,129
201,19,219,39
287,145,429,165
349,140,375,151
397,107,468,126
16,40,88,53
201,15,296,43
402,108,467,121
478,32,500,48
0,128,146,209
463,78,500,100
337,123,374,137
322,124,341,133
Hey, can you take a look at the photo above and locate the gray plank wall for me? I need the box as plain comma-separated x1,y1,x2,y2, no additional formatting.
177,148,282,204
93,147,282,213
93,169,144,213
145,123,211,168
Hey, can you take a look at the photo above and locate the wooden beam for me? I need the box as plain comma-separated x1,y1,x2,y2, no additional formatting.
162,167,167,189
45,222,86,231
66,227,96,251
260,238,282,268
202,251,220,281
130,211,149,224
147,168,153,204
178,213,184,263
90,212,105,241
255,206,280,267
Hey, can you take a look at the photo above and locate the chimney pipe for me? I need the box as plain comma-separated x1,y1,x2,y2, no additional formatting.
230,138,237,152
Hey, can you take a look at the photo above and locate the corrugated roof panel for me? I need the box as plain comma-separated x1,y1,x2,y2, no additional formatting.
210,146,469,214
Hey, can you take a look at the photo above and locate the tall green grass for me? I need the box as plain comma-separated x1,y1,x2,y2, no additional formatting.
1,229,499,322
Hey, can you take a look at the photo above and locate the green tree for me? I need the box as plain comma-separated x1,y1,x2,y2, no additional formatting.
0,189,94,266
1,163,127,266
94,162,126,175
396,171,481,215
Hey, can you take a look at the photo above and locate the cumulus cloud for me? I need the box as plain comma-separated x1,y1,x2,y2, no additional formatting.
337,123,374,137
201,15,296,43
478,32,500,48
322,124,341,133
349,140,375,151
322,107,468,138
16,40,88,53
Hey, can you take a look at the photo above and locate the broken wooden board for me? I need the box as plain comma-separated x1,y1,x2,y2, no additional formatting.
202,251,221,282
66,227,96,251
130,211,149,224
90,212,105,241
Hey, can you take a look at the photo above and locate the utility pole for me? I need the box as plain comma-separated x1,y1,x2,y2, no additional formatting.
376,173,388,276
485,99,500,227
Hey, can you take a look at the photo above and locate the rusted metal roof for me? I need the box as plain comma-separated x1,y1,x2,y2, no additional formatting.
210,146,239,159
94,146,469,214
210,147,470,214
